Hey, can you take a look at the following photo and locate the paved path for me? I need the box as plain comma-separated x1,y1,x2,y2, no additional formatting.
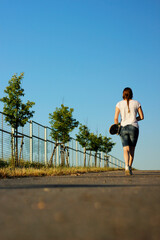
0,170,160,240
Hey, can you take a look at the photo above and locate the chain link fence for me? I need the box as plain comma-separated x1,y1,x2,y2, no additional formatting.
0,112,125,168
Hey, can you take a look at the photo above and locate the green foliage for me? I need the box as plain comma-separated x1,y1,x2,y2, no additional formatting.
19,161,46,169
0,73,35,166
49,104,79,143
76,124,90,148
76,125,115,155
0,159,46,169
0,73,35,129
0,160,9,168
101,136,115,154
88,133,103,153
76,124,91,167
83,132,115,167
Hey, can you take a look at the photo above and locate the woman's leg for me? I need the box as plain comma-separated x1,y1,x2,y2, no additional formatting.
128,125,138,168
123,146,130,168
123,146,131,175
123,146,135,175
129,146,135,167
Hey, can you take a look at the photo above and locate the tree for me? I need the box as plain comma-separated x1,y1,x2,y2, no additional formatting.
87,133,115,167
76,124,90,167
88,133,103,167
101,136,115,154
0,73,35,166
49,104,79,166
101,136,115,167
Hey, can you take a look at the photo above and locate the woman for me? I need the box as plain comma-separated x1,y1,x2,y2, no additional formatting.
114,87,144,175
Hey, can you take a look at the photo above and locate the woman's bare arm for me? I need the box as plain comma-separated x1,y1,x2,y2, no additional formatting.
137,106,144,121
114,107,120,124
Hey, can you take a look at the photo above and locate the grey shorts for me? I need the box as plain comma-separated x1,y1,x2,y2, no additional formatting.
120,125,139,147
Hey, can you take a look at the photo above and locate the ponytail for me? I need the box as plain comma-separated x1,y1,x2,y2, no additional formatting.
127,99,130,113
122,87,133,113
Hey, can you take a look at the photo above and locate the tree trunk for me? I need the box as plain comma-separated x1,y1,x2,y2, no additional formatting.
65,146,69,167
15,128,18,167
49,149,54,166
54,148,57,167
98,153,101,167
88,151,91,167
106,154,109,167
19,136,24,164
11,132,15,167
104,154,109,167
83,147,86,167
95,152,97,167
49,144,57,166
61,144,65,166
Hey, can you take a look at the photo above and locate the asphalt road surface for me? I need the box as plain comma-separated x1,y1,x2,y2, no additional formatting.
0,170,160,240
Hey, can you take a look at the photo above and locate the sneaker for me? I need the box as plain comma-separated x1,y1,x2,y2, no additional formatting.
129,166,133,175
125,170,131,176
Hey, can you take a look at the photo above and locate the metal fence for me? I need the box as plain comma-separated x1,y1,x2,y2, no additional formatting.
0,111,125,168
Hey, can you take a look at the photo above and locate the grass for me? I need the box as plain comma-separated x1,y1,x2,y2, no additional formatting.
0,159,123,179
0,159,46,168
0,166,122,179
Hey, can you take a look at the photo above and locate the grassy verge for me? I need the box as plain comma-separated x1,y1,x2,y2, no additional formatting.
0,166,122,179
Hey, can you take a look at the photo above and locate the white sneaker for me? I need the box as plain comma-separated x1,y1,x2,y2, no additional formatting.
125,170,131,176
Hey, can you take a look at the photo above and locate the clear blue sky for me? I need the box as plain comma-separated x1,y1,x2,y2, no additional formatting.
0,0,160,170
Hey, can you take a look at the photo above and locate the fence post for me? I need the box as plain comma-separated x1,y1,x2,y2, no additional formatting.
44,127,47,165
11,127,15,160
101,152,103,168
72,139,74,166
56,141,59,166
67,142,70,166
30,121,33,163
90,152,92,167
38,125,39,162
1,113,3,160
112,157,115,167
111,156,112,167
76,140,78,167
21,127,24,160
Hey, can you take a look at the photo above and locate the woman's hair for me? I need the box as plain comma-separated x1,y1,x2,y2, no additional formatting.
122,87,133,113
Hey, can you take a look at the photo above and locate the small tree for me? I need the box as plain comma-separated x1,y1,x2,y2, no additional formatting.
101,136,115,167
88,133,103,167
49,104,79,166
0,73,35,166
87,133,115,167
76,124,90,167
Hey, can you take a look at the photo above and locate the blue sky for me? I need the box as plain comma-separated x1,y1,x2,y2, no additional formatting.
0,0,160,170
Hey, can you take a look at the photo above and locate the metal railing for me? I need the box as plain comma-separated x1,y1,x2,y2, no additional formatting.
0,112,125,168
